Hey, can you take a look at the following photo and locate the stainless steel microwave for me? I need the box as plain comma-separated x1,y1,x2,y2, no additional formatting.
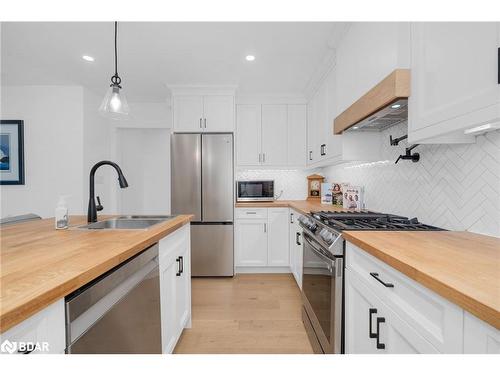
236,180,275,202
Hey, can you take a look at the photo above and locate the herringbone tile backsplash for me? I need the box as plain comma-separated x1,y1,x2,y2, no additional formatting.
322,124,500,237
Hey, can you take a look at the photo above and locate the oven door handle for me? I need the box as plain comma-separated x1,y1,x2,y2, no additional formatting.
303,233,335,265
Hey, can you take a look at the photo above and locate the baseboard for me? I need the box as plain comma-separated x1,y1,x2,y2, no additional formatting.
235,266,292,274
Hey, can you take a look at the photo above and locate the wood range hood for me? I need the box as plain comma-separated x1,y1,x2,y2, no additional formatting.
333,69,411,134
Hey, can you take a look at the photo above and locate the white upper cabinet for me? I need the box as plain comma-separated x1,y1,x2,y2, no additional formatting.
408,22,500,143
262,105,288,166
172,87,235,133
287,104,307,167
236,104,262,166
335,22,410,115
203,95,235,132
236,101,307,168
173,96,204,132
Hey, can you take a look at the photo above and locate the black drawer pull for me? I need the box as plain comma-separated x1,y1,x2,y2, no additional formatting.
376,317,386,349
370,272,394,288
369,308,377,338
176,257,182,276
296,232,301,246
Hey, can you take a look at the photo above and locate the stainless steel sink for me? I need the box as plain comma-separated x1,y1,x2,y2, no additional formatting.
78,216,176,230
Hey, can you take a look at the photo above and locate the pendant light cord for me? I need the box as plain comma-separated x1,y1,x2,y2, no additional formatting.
111,21,121,86
114,21,118,77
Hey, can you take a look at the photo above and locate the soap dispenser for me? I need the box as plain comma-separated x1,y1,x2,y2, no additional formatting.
55,196,69,229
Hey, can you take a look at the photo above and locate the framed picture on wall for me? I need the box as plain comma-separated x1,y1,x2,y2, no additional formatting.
0,120,25,185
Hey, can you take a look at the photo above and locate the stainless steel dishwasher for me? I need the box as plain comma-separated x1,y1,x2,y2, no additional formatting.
65,244,162,354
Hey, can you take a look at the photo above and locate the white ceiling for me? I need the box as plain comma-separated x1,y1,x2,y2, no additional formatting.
1,22,341,102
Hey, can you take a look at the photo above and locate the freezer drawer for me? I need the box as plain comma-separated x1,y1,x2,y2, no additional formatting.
191,223,234,276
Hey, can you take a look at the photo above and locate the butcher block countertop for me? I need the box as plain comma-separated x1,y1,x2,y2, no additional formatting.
343,231,500,329
235,200,346,215
0,214,193,333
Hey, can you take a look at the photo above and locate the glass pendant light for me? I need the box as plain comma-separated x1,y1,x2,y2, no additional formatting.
99,21,130,119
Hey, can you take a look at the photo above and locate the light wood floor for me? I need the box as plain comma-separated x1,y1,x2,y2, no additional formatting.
174,274,314,354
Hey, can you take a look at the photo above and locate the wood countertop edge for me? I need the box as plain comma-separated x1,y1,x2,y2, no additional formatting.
0,215,193,333
342,232,500,330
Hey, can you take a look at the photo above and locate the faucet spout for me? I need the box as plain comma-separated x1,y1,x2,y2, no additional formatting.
88,160,128,223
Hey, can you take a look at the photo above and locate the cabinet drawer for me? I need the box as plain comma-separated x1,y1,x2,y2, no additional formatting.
346,242,463,353
0,299,65,354
235,208,268,219
159,224,190,264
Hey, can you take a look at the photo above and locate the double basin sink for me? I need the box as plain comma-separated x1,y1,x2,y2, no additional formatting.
78,215,177,230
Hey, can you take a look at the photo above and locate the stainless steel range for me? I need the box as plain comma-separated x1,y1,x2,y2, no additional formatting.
298,210,443,354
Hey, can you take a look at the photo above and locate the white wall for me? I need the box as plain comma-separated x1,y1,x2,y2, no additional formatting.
82,88,113,214
112,101,172,215
115,128,171,215
321,123,500,237
0,86,85,218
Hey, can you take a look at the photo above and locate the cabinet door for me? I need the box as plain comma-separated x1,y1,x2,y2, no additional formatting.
173,96,204,132
235,219,268,266
464,312,500,354
345,268,380,353
159,251,179,354
315,81,328,161
409,22,500,142
287,104,307,167
306,98,316,164
289,210,297,270
293,219,303,290
236,104,261,166
346,268,439,354
324,67,342,161
267,208,289,267
203,95,234,132
261,104,288,166
176,245,191,332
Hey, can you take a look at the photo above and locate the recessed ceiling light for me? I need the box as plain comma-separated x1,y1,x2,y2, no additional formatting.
82,55,95,62
245,55,255,61
391,104,401,109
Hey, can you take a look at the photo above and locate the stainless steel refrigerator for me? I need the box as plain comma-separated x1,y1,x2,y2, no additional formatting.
171,133,234,276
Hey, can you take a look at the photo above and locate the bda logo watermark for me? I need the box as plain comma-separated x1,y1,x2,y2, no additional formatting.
1,339,50,354
1,339,17,354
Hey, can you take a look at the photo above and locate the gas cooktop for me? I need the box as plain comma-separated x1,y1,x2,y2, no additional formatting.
311,211,443,232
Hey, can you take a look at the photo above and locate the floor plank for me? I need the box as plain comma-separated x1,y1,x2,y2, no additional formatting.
174,274,314,354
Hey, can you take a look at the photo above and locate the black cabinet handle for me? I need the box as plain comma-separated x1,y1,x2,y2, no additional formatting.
179,256,184,275
290,213,294,224
309,151,313,161
296,232,301,246
370,272,394,288
369,308,377,338
176,257,181,276
376,317,386,349
497,47,500,84
320,144,326,156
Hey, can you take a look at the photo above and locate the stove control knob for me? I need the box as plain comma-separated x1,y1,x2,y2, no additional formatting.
309,223,318,233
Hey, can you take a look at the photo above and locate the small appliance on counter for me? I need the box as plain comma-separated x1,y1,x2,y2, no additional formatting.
298,210,443,354
236,180,275,202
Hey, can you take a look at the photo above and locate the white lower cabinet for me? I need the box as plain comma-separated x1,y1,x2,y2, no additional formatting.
159,224,191,354
346,241,499,354
0,299,65,354
235,208,289,271
346,268,438,354
289,209,303,289
464,312,500,354
267,208,290,266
